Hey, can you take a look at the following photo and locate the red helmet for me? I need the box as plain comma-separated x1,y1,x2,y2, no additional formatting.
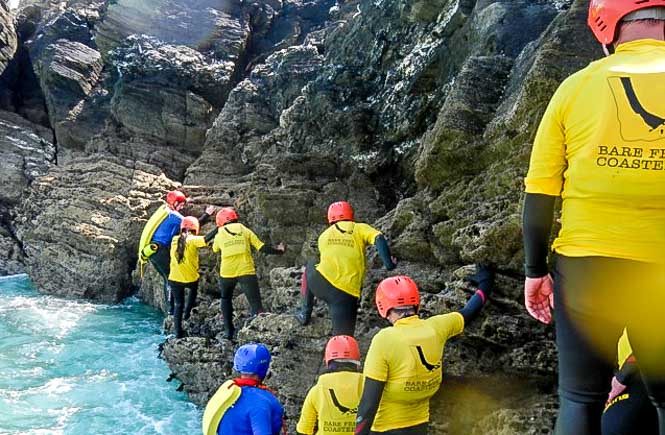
180,216,200,234
324,335,361,365
375,275,420,319
216,207,239,227
588,0,665,45
327,201,354,224
166,190,187,208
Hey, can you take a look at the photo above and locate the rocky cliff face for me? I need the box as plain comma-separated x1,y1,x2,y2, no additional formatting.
1,0,602,432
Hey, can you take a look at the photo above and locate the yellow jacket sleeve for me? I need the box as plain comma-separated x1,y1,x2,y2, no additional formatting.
358,223,382,246
246,227,265,252
524,79,571,196
192,236,207,249
363,332,390,382
296,386,318,435
212,233,221,253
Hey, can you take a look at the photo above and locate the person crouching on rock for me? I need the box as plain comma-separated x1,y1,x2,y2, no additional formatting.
354,266,494,435
138,190,214,314
214,343,286,435
296,201,397,336
211,207,285,340
167,216,215,339
297,335,364,435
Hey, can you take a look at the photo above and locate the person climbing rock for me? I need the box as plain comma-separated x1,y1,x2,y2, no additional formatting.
167,216,214,339
297,335,364,435
211,207,285,340
138,190,214,314
354,265,494,435
522,2,665,433
296,201,397,336
202,342,286,435
602,330,658,435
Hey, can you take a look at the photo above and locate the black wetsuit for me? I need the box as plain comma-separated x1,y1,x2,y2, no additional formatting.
208,225,283,339
168,280,198,338
300,235,396,336
523,193,665,435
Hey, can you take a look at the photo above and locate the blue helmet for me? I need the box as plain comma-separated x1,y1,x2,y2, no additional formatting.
233,343,271,379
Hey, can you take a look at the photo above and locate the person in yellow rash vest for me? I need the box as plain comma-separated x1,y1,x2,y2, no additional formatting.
211,207,285,340
297,336,364,435
355,267,494,435
522,2,665,433
296,201,397,336
168,216,215,339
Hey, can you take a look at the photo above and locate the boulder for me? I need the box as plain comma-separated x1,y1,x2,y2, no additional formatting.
93,0,250,60
33,39,103,149
0,110,54,207
14,155,177,302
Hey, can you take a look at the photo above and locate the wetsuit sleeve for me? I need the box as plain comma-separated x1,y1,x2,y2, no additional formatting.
354,378,385,435
374,235,396,271
457,264,495,323
458,293,485,324
522,193,556,277
198,211,211,226
296,387,318,435
204,227,218,244
524,81,567,196
259,245,283,255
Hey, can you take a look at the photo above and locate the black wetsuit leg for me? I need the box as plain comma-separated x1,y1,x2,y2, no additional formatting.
150,242,173,314
183,280,198,321
300,261,318,319
602,374,658,435
169,281,186,338
238,275,263,316
220,277,238,338
550,255,665,435
370,423,428,435
553,256,621,435
307,263,359,336
627,335,665,435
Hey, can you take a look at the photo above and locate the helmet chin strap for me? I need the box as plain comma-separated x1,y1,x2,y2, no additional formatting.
603,44,611,56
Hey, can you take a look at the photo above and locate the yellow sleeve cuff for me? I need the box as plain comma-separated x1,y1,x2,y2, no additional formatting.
524,177,563,196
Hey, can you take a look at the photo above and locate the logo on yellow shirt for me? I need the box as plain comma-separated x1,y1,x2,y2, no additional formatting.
415,346,441,372
609,76,665,142
328,389,357,415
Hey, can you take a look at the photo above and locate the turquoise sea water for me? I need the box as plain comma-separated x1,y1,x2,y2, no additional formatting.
0,274,202,435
